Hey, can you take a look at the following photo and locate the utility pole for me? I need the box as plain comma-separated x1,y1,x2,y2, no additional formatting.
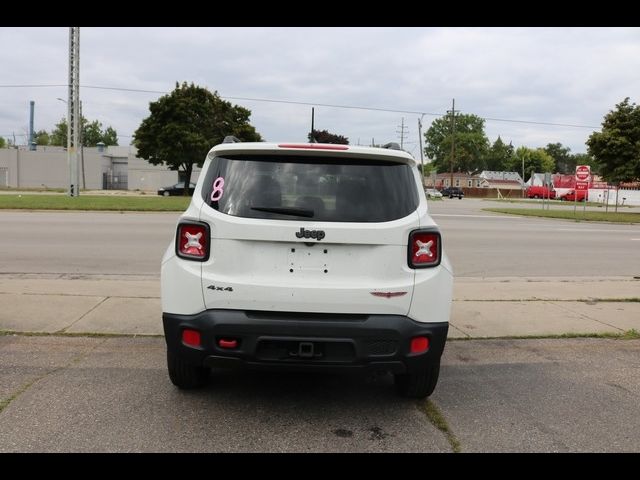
396,117,409,150
447,99,457,188
80,100,85,189
310,107,315,142
521,152,525,198
29,101,36,150
67,27,80,197
418,116,426,187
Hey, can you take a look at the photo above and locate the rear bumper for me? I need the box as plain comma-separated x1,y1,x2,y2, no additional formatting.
163,310,448,374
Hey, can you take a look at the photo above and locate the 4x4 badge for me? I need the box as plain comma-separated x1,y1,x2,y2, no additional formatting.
207,285,233,292
295,227,325,241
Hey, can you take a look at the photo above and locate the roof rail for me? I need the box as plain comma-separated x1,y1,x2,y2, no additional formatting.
222,136,242,144
381,142,401,150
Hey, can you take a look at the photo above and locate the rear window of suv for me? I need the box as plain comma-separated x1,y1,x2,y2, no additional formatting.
201,154,418,223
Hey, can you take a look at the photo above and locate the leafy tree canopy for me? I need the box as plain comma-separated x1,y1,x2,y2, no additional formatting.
308,129,349,144
571,152,600,175
50,117,119,147
485,136,514,172
505,147,555,182
424,113,489,174
587,97,640,183
35,130,50,146
544,142,572,174
134,82,262,195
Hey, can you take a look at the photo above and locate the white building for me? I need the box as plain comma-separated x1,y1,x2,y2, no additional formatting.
0,145,201,191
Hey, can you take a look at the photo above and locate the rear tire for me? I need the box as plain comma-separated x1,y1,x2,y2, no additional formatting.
167,350,210,389
163,191,170,197
394,361,440,398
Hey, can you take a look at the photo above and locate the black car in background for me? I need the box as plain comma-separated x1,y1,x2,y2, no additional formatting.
440,187,464,199
157,182,196,196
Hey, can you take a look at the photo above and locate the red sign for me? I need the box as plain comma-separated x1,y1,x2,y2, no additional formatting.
576,182,589,191
576,165,591,182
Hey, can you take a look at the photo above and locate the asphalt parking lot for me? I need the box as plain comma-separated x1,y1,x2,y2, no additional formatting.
1,335,638,452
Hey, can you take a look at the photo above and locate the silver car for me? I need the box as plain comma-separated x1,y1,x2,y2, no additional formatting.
425,188,443,199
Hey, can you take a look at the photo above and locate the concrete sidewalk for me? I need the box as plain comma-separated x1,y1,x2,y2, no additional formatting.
0,274,638,338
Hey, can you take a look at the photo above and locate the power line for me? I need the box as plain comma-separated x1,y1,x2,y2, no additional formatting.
0,84,66,88
0,83,601,129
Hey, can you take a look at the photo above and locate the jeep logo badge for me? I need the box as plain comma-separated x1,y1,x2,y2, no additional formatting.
295,227,325,241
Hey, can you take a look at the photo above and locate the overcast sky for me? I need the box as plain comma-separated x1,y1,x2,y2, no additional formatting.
1,27,639,157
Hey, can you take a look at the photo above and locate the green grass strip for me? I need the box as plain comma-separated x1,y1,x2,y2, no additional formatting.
484,207,640,223
0,330,163,338
0,378,41,414
420,400,462,453
0,194,190,211
483,198,609,208
449,329,640,341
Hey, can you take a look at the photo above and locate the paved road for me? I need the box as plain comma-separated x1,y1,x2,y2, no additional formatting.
431,198,640,277
1,335,638,452
0,211,177,276
1,200,639,277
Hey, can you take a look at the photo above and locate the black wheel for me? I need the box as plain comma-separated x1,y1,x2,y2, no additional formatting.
394,361,440,398
163,191,170,197
167,350,210,389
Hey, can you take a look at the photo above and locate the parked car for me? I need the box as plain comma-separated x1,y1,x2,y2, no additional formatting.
441,187,464,199
560,190,587,202
161,138,453,398
526,186,556,199
425,188,443,199
157,182,197,196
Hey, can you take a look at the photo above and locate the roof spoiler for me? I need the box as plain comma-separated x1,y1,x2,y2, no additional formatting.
222,136,242,144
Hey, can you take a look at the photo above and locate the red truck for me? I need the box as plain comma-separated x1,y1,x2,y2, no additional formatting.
526,186,556,199
560,190,588,202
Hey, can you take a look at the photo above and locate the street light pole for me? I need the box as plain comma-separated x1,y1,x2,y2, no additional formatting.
418,115,426,187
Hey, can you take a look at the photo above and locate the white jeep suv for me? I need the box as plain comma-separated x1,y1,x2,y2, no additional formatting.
161,139,453,397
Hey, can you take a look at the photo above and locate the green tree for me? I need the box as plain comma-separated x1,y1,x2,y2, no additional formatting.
587,97,640,183
83,120,104,146
35,130,50,146
103,126,118,146
505,147,555,182
571,152,600,175
544,142,572,173
0,137,6,148
308,129,349,144
424,113,489,174
134,82,262,195
485,136,514,171
50,117,119,147
50,118,67,146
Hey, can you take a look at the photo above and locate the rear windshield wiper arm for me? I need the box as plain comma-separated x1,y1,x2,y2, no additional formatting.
251,206,314,218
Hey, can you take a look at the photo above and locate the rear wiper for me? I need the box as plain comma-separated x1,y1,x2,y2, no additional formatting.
251,206,314,218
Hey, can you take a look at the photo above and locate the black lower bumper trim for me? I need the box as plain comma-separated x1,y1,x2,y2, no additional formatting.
163,310,448,374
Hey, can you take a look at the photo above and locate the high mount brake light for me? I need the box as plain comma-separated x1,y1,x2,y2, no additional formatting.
176,222,210,261
408,230,441,268
277,143,349,151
